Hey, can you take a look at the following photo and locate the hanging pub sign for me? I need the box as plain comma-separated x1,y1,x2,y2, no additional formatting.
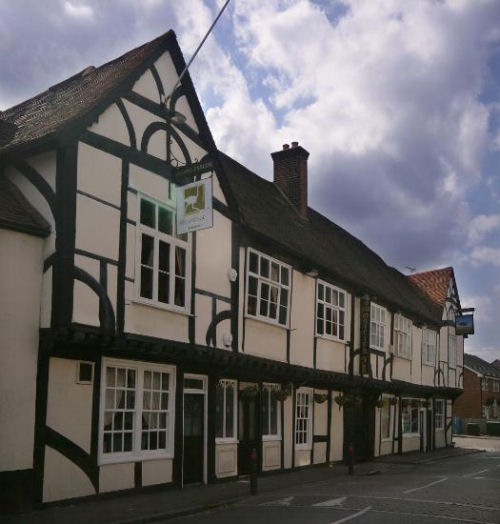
455,314,474,336
176,177,213,234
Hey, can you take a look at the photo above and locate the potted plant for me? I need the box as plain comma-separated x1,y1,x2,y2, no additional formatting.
241,385,259,399
314,393,328,404
389,397,398,406
334,394,346,409
274,388,290,402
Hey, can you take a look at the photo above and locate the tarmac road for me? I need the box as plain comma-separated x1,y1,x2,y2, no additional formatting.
172,451,500,524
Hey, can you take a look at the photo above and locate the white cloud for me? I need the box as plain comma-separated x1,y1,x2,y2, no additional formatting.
468,214,500,242
460,294,492,323
468,246,500,267
64,1,93,19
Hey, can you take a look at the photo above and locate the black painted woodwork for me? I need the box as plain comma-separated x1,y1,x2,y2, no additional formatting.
238,390,261,475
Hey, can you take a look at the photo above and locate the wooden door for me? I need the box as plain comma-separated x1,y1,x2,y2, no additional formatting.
183,393,204,483
238,392,260,475
343,397,374,461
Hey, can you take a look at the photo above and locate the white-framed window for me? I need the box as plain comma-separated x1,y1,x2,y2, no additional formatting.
262,385,281,440
136,194,191,312
99,359,176,464
422,328,437,366
316,280,347,341
394,314,412,359
215,379,237,442
481,378,489,392
482,405,489,419
381,401,392,440
435,399,444,430
402,400,419,434
370,303,386,351
246,248,291,326
448,330,456,368
493,381,500,393
295,390,312,449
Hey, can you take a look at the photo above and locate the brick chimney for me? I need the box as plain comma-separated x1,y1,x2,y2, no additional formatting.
271,141,309,218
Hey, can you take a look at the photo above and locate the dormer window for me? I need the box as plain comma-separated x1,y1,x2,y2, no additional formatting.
246,248,290,326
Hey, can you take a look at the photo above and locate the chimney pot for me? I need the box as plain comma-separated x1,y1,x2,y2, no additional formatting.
291,141,299,148
283,143,290,150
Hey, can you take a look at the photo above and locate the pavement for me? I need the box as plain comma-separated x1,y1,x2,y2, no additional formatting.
453,434,500,452
0,446,487,524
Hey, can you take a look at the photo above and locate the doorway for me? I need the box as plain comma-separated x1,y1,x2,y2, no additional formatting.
183,375,207,484
238,386,260,475
343,396,374,462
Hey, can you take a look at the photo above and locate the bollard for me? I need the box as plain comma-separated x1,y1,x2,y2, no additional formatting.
250,447,258,495
347,442,354,475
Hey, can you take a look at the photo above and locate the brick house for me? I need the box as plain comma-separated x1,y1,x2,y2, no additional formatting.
454,354,500,431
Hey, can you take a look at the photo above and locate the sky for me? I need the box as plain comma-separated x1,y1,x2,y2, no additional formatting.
1,0,499,361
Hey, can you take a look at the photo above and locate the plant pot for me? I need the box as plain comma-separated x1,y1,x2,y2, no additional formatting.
314,393,328,404
274,390,289,402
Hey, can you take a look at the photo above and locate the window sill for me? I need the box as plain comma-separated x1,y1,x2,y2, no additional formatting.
394,354,412,361
422,361,435,367
215,438,238,445
370,345,385,352
244,314,288,330
99,452,174,466
262,435,282,442
381,437,392,442
315,334,347,344
295,444,312,451
132,297,192,316
403,433,420,438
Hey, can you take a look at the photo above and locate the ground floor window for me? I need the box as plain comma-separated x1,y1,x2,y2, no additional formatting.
216,379,237,441
295,390,312,449
435,400,444,430
99,359,175,463
262,384,281,439
402,400,419,434
381,400,392,440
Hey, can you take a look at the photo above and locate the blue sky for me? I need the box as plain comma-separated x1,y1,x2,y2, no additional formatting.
1,0,499,361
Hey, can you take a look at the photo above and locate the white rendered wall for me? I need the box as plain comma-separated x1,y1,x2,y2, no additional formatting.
43,447,95,502
289,271,315,368
0,229,44,472
46,357,93,453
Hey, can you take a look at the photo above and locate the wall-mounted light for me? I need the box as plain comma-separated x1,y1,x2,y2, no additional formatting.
306,268,319,278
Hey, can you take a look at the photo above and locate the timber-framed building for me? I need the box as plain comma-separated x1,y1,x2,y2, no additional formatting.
0,31,469,509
